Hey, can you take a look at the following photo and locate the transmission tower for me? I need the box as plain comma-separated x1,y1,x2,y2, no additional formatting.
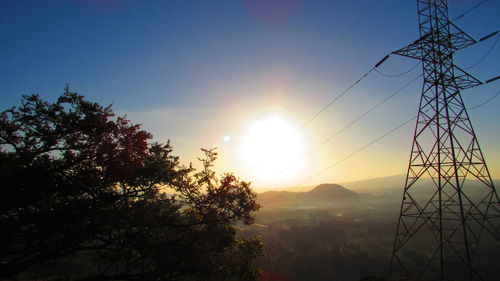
390,1,500,280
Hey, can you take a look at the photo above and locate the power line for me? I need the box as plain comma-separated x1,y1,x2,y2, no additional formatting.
297,67,376,132
452,0,489,21
243,65,378,177
301,116,415,187
467,90,500,110
262,74,422,186
374,62,420,77
251,0,384,117
241,1,386,177
464,32,499,69
261,115,416,205
278,0,384,99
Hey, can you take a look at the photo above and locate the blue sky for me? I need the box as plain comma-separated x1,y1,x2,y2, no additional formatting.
1,0,499,188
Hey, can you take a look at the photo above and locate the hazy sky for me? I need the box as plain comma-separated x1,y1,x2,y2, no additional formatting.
1,0,499,190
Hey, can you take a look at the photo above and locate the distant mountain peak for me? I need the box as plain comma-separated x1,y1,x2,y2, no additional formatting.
308,183,358,198
257,183,361,208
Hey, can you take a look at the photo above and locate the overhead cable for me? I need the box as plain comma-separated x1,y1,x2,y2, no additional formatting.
452,0,488,21
375,62,420,77
269,0,384,106
263,74,422,186
243,66,374,177
296,67,376,132
262,115,416,204
244,54,391,177
468,90,500,110
465,32,499,69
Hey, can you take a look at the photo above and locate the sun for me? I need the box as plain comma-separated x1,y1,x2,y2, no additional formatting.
238,115,304,183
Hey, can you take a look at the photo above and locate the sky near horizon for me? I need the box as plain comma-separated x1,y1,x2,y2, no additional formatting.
1,0,499,190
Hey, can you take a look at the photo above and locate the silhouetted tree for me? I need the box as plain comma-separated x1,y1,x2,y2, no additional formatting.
0,90,262,281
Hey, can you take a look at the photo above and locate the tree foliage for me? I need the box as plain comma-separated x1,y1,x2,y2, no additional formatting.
0,90,262,281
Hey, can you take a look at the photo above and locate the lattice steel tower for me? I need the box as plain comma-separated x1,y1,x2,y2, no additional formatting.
390,1,500,280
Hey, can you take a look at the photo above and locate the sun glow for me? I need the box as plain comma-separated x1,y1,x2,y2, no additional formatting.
238,115,304,183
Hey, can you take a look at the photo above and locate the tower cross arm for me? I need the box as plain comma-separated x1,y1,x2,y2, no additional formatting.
392,21,477,62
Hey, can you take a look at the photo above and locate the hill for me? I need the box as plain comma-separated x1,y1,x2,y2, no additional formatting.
257,183,361,209
307,183,359,198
